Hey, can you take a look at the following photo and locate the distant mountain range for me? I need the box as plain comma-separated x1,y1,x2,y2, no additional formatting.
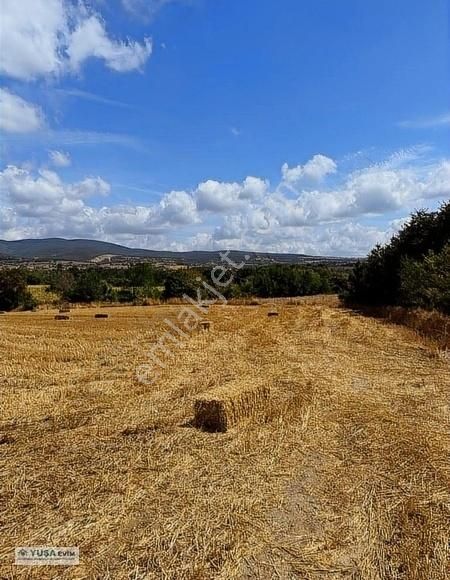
0,238,357,265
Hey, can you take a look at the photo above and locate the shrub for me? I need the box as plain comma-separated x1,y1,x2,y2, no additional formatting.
400,244,450,314
0,269,37,311
116,288,135,303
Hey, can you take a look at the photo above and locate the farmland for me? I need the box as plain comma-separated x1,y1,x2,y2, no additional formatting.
1,300,449,579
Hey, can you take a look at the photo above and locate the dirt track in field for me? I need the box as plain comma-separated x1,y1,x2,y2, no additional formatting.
1,301,449,579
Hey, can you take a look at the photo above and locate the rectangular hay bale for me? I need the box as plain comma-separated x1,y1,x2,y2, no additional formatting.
194,381,270,432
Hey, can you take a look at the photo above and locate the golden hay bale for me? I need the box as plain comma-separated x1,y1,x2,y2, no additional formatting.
59,308,70,313
268,310,279,317
0,311,6,315
54,315,70,321
265,378,315,423
95,313,109,319
250,299,260,306
200,320,211,331
194,381,270,432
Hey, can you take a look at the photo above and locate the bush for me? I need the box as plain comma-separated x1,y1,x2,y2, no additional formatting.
0,269,37,311
400,244,450,314
115,288,135,303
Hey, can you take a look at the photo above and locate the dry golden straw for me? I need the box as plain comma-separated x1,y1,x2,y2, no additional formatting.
1,298,449,579
194,380,270,432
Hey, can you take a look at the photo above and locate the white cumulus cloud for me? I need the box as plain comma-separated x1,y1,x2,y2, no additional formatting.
159,190,199,225
0,151,448,256
282,154,337,185
196,179,243,212
0,0,152,80
0,88,44,133
345,166,417,213
67,15,152,73
422,160,450,199
196,176,269,212
0,165,110,219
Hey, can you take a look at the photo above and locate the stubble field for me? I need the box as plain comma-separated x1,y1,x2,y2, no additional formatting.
1,300,449,579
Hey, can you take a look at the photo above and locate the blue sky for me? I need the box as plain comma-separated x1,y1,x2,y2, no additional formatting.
0,0,449,255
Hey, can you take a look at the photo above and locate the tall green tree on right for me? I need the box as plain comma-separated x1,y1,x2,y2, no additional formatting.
345,201,450,313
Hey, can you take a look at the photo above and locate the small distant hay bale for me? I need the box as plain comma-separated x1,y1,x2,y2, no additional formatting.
59,308,70,313
94,313,109,319
194,381,270,432
0,311,6,315
250,299,260,306
268,310,279,317
200,320,211,331
55,315,69,321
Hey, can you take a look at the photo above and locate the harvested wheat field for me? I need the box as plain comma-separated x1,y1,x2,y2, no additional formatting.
1,300,449,579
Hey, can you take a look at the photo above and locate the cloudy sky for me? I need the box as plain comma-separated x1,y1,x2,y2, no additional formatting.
0,0,448,256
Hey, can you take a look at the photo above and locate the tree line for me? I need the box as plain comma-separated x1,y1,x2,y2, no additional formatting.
0,262,348,311
345,201,450,314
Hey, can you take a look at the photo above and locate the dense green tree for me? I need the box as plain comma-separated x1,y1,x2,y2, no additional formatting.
25,269,51,285
0,269,37,311
400,244,450,313
48,265,76,295
63,269,112,303
127,263,163,287
345,202,450,312
162,270,199,300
